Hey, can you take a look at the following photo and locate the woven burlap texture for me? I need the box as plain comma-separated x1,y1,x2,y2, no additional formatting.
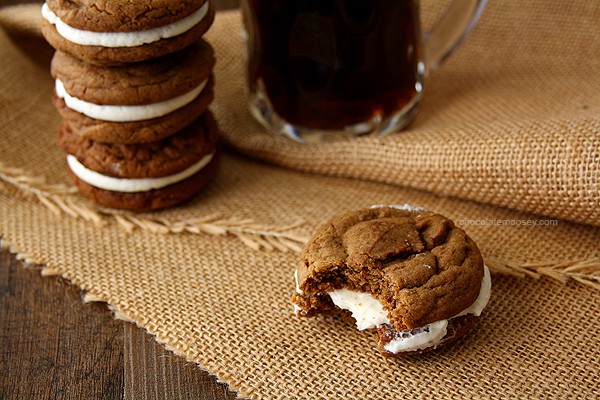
212,1,600,228
0,3,598,400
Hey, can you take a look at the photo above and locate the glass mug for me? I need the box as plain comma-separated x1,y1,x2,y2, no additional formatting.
242,0,487,143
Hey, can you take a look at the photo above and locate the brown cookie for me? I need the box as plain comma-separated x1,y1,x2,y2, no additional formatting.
45,0,207,32
292,206,491,357
67,154,219,212
53,79,214,144
41,0,215,66
50,40,215,144
51,40,214,105
60,111,220,211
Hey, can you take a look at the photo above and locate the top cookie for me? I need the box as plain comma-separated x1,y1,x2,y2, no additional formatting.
41,0,215,65
295,206,485,330
45,0,207,32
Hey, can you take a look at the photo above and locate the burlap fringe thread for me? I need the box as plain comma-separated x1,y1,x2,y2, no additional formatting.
0,162,309,250
2,163,599,291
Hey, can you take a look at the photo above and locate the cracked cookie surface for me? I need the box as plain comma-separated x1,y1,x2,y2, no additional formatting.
293,206,484,330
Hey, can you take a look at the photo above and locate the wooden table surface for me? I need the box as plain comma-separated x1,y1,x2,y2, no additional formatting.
0,1,243,399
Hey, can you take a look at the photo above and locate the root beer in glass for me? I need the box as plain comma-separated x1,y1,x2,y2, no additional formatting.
242,0,487,143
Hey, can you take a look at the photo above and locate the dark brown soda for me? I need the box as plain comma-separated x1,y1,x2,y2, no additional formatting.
245,0,421,130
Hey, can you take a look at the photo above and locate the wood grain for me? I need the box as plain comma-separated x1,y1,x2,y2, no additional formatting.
0,248,240,400
0,248,123,399
123,323,237,400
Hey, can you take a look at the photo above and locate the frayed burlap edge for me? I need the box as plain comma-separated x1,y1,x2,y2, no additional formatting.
0,237,249,399
2,163,599,291
0,162,308,252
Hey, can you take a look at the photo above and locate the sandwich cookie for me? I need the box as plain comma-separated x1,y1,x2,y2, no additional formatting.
292,206,491,357
51,40,215,144
58,112,219,211
41,0,215,65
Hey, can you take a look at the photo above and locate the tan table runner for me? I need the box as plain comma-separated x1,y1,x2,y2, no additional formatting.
0,3,599,399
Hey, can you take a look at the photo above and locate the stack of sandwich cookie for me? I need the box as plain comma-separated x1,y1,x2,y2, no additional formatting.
41,0,219,211
292,206,492,357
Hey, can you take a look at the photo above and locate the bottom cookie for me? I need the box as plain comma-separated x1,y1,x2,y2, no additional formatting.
60,111,220,211
67,152,219,211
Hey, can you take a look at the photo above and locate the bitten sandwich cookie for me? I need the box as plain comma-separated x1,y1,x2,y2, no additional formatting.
41,0,215,65
58,111,219,211
51,39,215,144
292,206,491,357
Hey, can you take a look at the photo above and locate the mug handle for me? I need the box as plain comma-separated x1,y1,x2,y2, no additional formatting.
423,0,488,74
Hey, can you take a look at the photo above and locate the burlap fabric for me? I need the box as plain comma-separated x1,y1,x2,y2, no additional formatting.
214,1,600,228
0,3,598,399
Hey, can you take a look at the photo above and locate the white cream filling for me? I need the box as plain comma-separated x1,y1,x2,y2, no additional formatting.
322,265,491,353
55,78,208,122
294,270,305,295
384,320,449,354
370,204,425,212
454,264,492,318
66,153,214,193
328,289,389,331
42,2,209,47
293,270,307,315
